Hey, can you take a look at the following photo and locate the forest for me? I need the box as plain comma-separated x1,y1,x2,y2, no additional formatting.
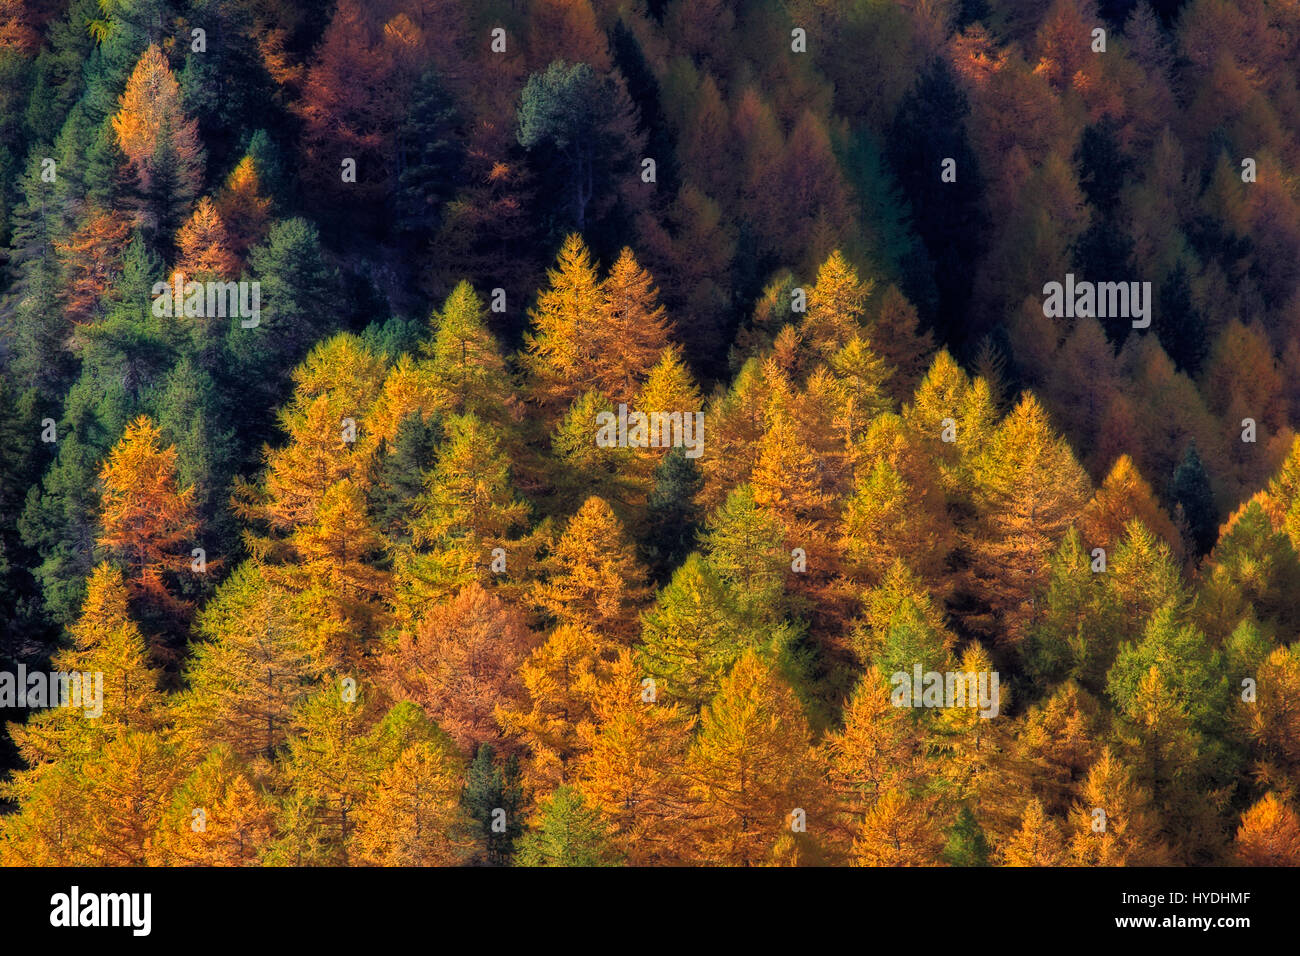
1,0,1300,867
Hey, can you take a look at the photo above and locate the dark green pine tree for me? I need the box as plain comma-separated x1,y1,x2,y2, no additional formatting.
515,786,622,867
76,242,172,409
11,258,76,402
394,69,464,241
228,217,340,449
887,58,984,346
18,368,133,625
83,115,132,211
1156,261,1207,375
7,150,63,282
516,60,642,246
178,0,281,176
244,129,289,211
21,0,99,148
642,446,703,582
368,411,441,543
462,745,527,866
1170,442,1218,557
152,357,240,568
610,18,677,196
140,116,192,256
0,378,46,646
942,805,991,866
361,316,425,363
1072,118,1136,348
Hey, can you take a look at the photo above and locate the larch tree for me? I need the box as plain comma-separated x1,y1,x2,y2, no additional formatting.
495,622,616,792
3,563,165,813
111,44,205,244
749,405,834,561
1198,498,1300,643
868,285,933,401
0,761,96,866
842,459,947,593
999,799,1067,866
280,478,391,666
574,650,695,865
96,415,200,619
801,250,873,362
399,412,530,616
516,786,623,867
1245,645,1300,792
215,154,272,259
523,233,605,413
240,334,387,539
150,745,276,865
827,335,894,450
76,730,184,866
420,281,515,423
850,786,946,867
632,346,703,442
533,496,649,642
175,196,239,280
824,666,936,858
967,393,1091,646
699,484,789,623
1233,793,1300,866
845,412,953,591
295,0,412,216
852,560,955,674
53,208,130,326
1080,454,1183,558
352,741,468,867
548,389,632,512
1105,520,1188,627
380,582,536,756
595,248,673,404
173,562,315,763
683,650,822,866
1006,682,1106,818
699,358,777,510
1068,747,1170,866
905,349,997,494
280,685,385,867
638,553,765,709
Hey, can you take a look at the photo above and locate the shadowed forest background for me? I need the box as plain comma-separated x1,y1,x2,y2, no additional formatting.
2,0,1300,866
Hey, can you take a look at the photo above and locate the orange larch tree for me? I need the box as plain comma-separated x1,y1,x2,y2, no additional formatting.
96,416,201,617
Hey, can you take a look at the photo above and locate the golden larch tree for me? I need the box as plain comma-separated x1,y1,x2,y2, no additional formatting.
575,651,695,864
97,416,200,615
684,650,822,866
533,496,649,642
1234,792,1300,866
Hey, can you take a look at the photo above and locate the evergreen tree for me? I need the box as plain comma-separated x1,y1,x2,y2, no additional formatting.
462,744,526,866
367,411,439,544
642,447,702,581
1170,442,1219,557
394,68,464,240
887,59,984,344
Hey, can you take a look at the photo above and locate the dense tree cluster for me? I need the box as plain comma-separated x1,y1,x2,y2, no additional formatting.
2,0,1300,866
